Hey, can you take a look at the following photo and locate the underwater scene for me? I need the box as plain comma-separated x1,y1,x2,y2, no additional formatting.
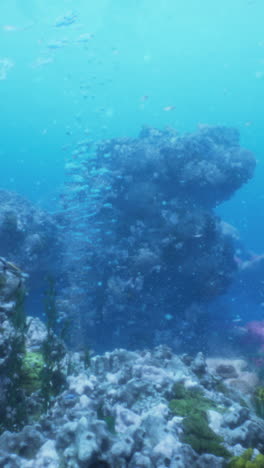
1,0,264,466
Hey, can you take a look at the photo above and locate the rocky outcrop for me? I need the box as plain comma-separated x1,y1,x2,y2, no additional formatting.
58,125,255,350
0,190,60,303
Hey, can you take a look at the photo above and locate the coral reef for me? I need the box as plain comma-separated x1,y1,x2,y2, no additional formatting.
0,345,264,467
57,125,255,350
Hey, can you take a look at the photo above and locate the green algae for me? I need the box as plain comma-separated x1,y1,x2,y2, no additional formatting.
169,382,219,417
227,449,264,467
181,411,231,458
168,382,231,458
21,351,45,392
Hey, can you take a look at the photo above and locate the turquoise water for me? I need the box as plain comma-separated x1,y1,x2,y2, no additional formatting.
0,0,263,248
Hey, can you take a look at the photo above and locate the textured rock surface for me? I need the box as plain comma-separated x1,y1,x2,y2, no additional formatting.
206,358,259,395
0,346,263,467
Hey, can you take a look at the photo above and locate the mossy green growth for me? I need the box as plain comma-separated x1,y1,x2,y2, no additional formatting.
169,382,230,458
169,392,215,417
182,411,231,458
21,351,45,392
169,382,218,417
227,449,264,467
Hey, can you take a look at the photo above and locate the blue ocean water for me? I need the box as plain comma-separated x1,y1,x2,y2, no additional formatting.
1,0,263,250
0,0,264,353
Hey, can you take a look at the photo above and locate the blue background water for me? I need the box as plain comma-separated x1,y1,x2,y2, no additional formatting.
0,0,263,251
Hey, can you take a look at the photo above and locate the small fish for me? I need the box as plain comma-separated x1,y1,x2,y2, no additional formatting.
141,95,149,101
232,316,242,323
0,58,14,81
3,23,33,33
62,393,78,401
55,11,77,28
47,40,68,49
75,33,94,43
163,106,175,112
61,144,71,151
3,25,18,32
31,57,53,68
164,314,173,321
197,123,209,130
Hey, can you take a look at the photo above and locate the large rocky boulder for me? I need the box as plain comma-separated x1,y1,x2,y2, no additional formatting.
57,125,255,351
0,189,60,280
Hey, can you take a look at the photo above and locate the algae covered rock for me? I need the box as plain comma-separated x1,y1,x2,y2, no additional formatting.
182,412,231,458
20,351,45,393
168,382,231,458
